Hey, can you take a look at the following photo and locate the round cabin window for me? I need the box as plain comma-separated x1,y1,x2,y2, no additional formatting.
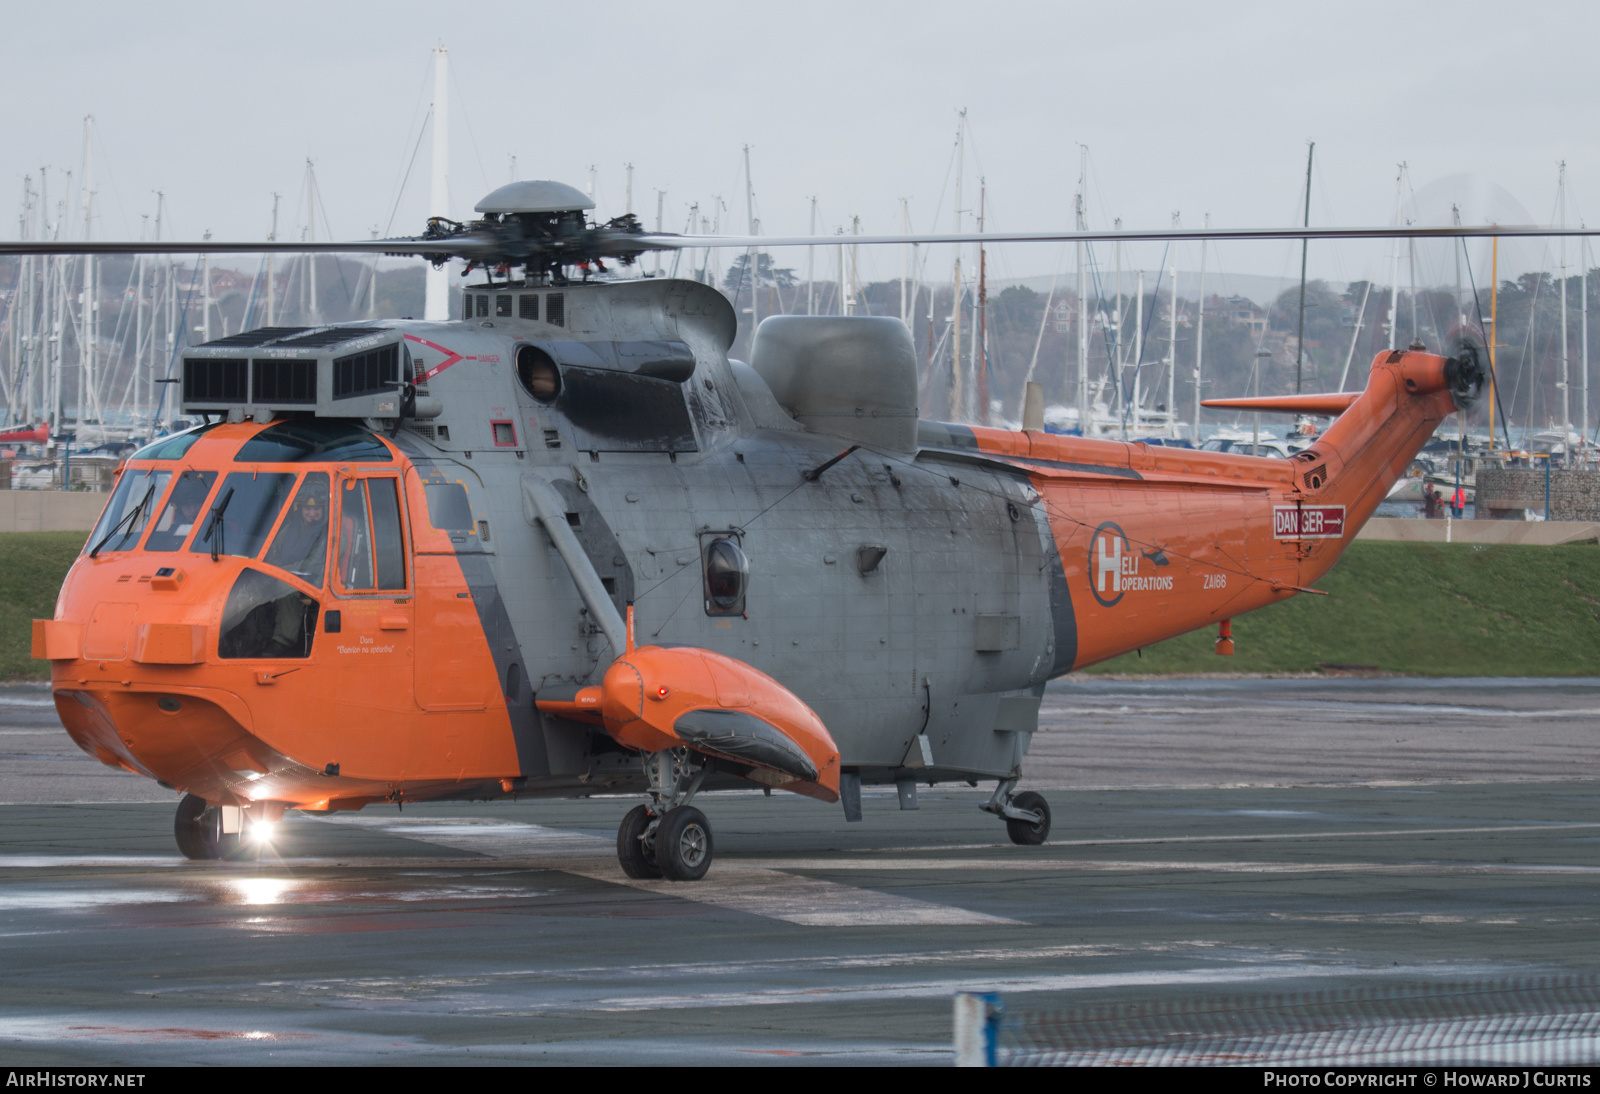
516,345,561,403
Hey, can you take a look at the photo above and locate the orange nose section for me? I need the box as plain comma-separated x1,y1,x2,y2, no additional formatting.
540,646,841,803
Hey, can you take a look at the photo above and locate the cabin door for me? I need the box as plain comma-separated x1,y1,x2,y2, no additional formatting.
328,471,417,736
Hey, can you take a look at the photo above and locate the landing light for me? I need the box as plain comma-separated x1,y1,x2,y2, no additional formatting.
247,819,278,844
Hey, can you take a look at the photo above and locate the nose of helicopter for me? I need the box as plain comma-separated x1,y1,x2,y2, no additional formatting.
36,556,306,805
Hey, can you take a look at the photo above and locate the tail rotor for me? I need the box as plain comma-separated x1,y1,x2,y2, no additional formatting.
1443,331,1487,412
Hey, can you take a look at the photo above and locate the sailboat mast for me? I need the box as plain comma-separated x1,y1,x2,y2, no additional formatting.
424,46,449,321
1131,269,1143,438
1113,220,1123,427
1388,164,1403,350
653,189,664,278
1582,233,1590,457
1075,145,1088,434
1295,141,1313,393
266,193,279,327
807,197,816,316
81,116,98,432
742,147,757,332
1559,163,1570,453
200,232,212,344
1489,236,1500,454
1194,213,1208,442
1167,215,1178,439
899,198,909,324
367,227,380,318
17,177,33,425
976,180,988,426
133,223,144,425
951,111,965,420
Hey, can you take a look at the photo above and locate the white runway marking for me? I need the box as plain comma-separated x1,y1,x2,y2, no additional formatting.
767,857,1600,876
1053,700,1600,720
0,855,183,868
867,822,1600,854
577,962,1462,1012
326,816,1017,926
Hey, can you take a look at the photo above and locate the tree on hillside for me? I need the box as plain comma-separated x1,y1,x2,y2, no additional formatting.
722,253,796,295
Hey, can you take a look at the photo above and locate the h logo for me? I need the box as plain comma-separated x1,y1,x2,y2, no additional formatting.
1089,521,1129,607
1097,533,1121,593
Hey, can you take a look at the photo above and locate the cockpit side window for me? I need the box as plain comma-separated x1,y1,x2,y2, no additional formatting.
335,476,408,593
263,472,330,587
368,478,407,590
189,471,296,560
144,470,218,552
337,478,374,590
85,469,171,555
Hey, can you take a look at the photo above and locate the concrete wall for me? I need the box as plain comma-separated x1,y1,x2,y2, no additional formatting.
1358,516,1600,545
1477,469,1600,521
0,491,106,533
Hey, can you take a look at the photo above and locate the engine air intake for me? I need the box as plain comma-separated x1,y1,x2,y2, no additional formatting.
333,344,400,401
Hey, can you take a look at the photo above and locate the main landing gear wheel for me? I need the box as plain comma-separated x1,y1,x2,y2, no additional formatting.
1005,791,1052,846
654,806,713,881
173,793,243,861
617,804,662,879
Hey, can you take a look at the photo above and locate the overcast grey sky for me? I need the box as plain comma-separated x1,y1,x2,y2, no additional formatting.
6,0,1596,293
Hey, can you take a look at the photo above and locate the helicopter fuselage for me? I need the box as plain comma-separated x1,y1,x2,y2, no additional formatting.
38,277,1465,819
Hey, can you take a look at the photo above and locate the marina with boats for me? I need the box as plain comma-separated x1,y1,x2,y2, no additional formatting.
0,60,1595,529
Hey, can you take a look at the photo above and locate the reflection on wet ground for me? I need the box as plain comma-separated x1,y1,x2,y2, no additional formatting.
1,678,1598,1064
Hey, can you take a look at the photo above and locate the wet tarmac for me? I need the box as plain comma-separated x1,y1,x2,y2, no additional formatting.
2,677,1599,1065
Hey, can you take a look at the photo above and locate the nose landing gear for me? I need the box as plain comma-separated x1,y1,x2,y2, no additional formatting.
616,748,715,881
174,793,244,860
981,778,1052,845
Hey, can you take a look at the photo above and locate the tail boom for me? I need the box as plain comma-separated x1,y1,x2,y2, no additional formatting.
958,348,1473,670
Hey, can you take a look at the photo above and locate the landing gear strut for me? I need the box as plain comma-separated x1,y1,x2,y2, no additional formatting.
981,778,1051,845
615,748,714,881
174,793,245,860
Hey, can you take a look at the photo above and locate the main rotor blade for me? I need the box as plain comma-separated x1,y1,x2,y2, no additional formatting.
0,239,419,256
641,224,1600,249
2,222,1597,258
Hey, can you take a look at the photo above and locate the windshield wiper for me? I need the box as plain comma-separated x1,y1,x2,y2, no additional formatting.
202,486,235,562
89,480,157,559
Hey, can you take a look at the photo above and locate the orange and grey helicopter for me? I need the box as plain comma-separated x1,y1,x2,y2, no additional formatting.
15,180,1586,880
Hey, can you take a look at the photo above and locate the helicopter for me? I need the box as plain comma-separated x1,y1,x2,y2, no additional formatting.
18,179,1578,881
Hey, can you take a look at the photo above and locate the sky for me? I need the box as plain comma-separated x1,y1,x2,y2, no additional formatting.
5,0,1597,297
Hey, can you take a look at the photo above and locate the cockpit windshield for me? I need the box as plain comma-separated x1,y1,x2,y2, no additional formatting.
127,423,221,462
234,419,393,463
190,472,295,560
85,469,171,555
144,470,218,552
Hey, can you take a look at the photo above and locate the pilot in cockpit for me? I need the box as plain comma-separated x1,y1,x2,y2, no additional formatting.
263,475,331,655
265,476,330,587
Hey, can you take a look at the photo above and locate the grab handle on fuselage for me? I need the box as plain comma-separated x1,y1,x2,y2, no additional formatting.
520,476,628,657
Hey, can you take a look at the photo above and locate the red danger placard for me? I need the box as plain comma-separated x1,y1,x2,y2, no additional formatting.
1273,505,1346,539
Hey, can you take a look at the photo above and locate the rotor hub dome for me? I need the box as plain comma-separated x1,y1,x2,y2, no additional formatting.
475,180,595,216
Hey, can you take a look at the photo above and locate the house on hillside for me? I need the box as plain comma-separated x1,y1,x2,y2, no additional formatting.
1205,294,1268,336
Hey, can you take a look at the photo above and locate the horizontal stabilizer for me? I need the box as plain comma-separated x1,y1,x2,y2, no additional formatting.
1201,392,1360,416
